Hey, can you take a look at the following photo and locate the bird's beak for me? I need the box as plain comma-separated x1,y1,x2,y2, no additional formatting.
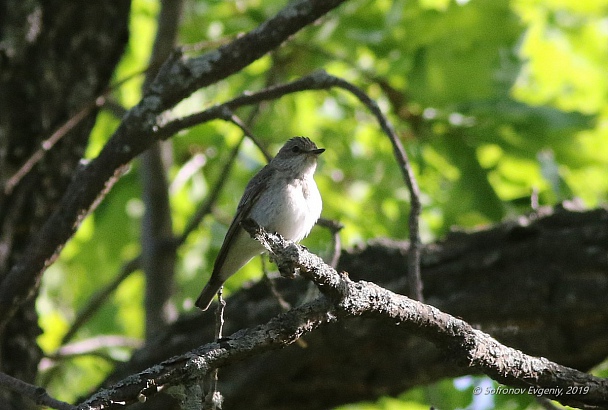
310,148,325,155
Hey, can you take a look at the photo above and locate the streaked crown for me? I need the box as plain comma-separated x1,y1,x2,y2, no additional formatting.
276,137,324,158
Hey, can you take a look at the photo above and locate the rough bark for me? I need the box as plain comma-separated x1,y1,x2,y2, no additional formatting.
103,205,608,409
0,1,130,408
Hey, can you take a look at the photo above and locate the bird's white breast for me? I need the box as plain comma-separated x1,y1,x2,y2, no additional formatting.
251,173,322,242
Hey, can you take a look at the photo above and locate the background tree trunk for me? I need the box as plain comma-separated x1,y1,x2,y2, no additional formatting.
139,0,183,343
0,1,131,407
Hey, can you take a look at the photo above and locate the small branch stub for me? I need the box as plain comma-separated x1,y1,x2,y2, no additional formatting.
240,219,346,303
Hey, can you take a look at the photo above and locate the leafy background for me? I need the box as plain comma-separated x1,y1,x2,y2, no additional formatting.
37,0,608,408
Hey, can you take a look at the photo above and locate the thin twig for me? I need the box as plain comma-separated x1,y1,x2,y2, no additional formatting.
156,70,423,299
214,288,226,341
40,336,143,377
61,256,141,345
317,217,344,268
261,261,309,348
262,260,292,311
225,112,272,162
178,137,244,243
52,335,143,359
77,224,608,410
203,287,226,409
322,74,423,301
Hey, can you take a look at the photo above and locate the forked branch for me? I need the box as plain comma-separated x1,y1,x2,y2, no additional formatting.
68,223,608,409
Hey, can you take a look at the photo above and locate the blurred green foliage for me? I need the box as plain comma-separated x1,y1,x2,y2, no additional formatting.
37,0,608,407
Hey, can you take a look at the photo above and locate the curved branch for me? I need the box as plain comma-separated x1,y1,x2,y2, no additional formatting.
99,206,608,409
241,221,608,409
73,218,608,409
157,71,424,300
321,75,423,301
0,0,348,330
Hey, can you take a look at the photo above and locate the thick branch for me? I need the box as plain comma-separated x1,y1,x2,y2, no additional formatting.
76,299,336,410
0,0,348,329
241,221,608,409
102,206,608,409
61,137,243,345
77,214,608,409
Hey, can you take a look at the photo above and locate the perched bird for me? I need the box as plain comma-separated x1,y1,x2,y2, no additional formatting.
195,137,324,310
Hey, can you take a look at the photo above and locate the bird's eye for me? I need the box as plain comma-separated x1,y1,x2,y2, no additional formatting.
291,146,301,153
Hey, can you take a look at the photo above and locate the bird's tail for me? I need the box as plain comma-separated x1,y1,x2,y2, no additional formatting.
195,279,223,311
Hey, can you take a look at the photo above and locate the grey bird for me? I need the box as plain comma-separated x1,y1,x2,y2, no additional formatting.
195,137,325,310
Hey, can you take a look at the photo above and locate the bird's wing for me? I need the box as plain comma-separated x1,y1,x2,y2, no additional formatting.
211,164,272,275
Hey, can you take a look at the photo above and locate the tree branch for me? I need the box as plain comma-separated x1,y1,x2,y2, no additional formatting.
99,206,608,409
76,298,336,410
157,71,424,300
74,215,608,409
3,100,103,196
224,112,272,162
321,76,423,301
0,0,348,330
61,257,141,346
241,221,608,409
60,135,244,348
